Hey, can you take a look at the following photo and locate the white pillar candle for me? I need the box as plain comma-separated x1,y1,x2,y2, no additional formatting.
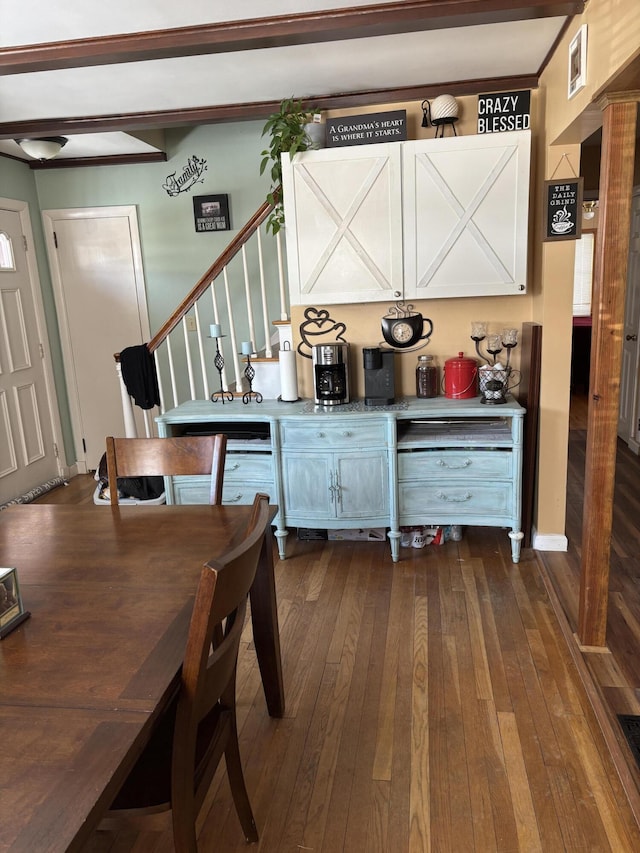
279,346,299,401
241,341,253,355
210,323,221,338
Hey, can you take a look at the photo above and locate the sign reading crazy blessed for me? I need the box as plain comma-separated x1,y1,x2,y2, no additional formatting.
326,110,407,147
477,90,531,134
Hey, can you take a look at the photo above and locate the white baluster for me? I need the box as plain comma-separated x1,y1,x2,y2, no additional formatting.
194,301,210,398
257,228,272,358
166,335,178,409
276,229,288,321
153,349,166,414
242,245,257,354
182,316,196,400
224,267,242,391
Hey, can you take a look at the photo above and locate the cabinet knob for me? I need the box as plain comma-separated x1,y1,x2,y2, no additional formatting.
394,291,401,298
316,431,325,438
342,430,352,437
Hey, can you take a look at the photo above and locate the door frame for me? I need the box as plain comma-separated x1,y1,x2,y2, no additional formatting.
0,196,65,479
41,205,150,471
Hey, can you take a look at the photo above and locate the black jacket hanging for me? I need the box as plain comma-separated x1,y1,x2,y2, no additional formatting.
119,344,160,410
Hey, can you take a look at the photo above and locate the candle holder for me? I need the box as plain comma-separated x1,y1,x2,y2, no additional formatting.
241,350,263,404
471,323,520,405
210,335,233,404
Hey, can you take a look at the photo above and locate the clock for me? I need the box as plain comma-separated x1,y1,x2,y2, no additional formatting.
381,309,433,349
390,321,414,344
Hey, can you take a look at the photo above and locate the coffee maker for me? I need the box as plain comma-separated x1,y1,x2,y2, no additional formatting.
363,347,395,406
312,343,350,406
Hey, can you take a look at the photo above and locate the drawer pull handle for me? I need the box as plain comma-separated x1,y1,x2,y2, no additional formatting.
435,490,472,503
436,458,471,469
227,493,243,503
316,431,325,438
228,463,240,471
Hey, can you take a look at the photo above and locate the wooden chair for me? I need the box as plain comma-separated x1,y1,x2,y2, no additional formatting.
105,493,270,850
105,435,227,506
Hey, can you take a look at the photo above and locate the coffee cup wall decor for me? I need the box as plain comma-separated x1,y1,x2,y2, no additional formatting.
380,302,433,350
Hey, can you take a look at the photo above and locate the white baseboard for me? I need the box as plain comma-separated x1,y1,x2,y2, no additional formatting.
531,527,568,551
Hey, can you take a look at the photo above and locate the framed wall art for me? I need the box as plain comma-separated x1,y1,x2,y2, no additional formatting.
568,25,587,99
543,178,583,242
193,194,231,232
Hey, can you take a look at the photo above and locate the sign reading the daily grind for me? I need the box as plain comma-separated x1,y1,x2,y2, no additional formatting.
543,178,583,242
326,110,407,147
477,90,531,134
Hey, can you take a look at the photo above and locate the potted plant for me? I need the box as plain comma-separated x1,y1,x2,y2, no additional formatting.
260,97,322,234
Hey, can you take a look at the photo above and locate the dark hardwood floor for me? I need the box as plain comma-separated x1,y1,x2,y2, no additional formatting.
541,393,640,818
30,463,640,851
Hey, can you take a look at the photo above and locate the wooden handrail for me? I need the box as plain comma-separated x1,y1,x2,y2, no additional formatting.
147,195,276,354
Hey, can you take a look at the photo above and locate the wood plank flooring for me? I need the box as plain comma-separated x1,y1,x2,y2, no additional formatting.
31,473,640,852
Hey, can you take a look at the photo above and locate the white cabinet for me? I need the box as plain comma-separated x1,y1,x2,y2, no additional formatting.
281,144,403,305
402,131,531,298
282,131,531,305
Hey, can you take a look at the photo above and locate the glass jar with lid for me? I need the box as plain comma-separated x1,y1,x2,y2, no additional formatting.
416,354,438,398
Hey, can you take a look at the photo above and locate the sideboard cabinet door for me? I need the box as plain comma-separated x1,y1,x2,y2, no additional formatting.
402,130,531,299
282,144,403,305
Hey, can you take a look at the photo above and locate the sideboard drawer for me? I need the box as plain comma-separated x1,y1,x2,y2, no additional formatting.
398,449,512,481
280,419,387,450
222,481,275,506
399,480,513,517
224,453,272,481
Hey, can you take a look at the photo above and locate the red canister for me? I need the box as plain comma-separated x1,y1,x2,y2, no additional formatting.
443,352,478,399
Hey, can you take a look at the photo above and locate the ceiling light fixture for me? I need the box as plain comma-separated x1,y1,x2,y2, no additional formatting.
15,136,68,161
582,200,598,220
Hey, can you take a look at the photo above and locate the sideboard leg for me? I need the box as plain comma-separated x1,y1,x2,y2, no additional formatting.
275,527,288,560
388,529,401,562
508,530,524,563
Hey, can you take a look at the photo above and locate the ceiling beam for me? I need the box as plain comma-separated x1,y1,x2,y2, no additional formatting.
0,1,584,75
0,74,538,140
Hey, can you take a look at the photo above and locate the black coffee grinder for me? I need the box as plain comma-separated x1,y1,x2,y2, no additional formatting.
363,347,395,406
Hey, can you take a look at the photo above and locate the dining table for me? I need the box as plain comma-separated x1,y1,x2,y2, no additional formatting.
0,502,283,852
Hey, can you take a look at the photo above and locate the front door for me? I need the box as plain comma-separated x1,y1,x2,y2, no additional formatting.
42,206,150,471
0,202,62,503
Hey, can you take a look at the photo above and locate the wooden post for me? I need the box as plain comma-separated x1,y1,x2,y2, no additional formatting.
578,98,637,647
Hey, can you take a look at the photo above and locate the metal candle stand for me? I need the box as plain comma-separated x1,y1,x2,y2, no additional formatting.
470,324,519,405
210,335,234,404
242,350,263,404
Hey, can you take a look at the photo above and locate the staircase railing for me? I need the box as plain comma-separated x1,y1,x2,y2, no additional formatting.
116,195,289,437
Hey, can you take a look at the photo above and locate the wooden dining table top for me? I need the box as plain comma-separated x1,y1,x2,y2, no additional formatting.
0,502,283,852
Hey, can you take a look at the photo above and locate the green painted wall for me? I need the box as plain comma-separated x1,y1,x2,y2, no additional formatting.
3,121,272,465
34,122,271,334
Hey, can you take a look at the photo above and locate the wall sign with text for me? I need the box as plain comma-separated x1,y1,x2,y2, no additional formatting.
193,194,231,232
326,110,407,147
543,178,583,242
477,91,530,134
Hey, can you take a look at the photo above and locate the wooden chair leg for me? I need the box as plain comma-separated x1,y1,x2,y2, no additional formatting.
224,716,258,843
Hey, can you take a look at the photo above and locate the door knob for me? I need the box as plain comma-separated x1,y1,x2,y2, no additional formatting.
626,334,638,341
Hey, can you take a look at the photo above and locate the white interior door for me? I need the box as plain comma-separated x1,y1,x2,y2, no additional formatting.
42,206,150,472
618,187,640,450
0,202,63,503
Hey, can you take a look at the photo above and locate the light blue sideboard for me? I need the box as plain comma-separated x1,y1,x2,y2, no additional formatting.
156,396,525,563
